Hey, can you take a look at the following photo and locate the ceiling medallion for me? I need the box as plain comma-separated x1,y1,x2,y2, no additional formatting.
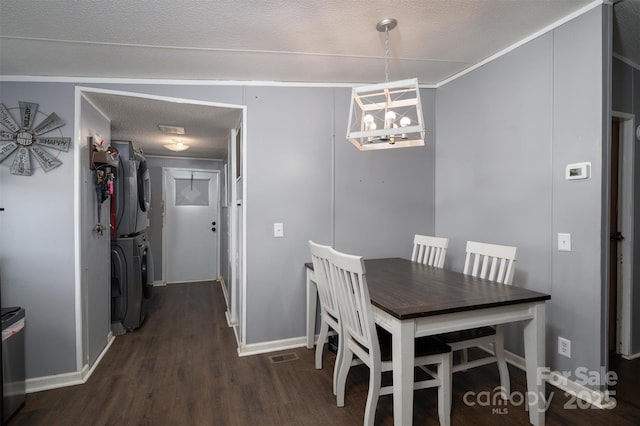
0,101,71,176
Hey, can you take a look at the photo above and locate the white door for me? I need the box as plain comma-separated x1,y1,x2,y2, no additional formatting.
164,168,219,283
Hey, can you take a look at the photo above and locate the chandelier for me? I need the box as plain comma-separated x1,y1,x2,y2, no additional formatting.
346,19,425,151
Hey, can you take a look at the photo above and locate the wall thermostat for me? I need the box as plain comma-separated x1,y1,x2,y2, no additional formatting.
566,162,590,180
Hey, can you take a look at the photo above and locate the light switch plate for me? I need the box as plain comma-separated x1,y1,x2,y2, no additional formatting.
558,233,571,251
273,222,284,238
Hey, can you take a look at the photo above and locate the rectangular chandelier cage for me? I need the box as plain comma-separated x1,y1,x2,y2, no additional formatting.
347,78,425,151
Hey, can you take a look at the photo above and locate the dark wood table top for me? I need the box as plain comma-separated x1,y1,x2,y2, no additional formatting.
306,258,550,320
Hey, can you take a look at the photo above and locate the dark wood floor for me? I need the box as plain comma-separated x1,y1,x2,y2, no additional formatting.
10,282,640,425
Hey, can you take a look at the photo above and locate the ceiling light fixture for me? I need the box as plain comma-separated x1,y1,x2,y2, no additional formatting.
163,139,190,152
346,18,425,151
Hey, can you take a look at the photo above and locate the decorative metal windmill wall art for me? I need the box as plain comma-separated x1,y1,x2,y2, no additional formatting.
0,101,71,176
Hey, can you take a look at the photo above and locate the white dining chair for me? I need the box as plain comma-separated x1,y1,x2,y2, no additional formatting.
330,247,452,426
309,240,344,397
437,240,517,399
411,234,449,268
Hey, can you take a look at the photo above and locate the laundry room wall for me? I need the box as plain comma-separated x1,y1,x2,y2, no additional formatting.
145,156,225,284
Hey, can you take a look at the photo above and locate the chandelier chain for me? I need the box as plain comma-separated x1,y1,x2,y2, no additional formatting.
384,27,390,83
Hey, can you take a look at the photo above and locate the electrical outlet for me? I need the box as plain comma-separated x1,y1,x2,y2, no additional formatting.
558,337,571,358
558,233,572,251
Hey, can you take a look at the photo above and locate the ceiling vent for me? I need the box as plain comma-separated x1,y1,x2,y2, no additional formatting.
158,124,185,135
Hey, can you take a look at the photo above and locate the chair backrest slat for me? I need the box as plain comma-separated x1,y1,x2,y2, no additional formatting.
464,240,518,285
309,241,339,319
411,234,449,268
330,247,379,358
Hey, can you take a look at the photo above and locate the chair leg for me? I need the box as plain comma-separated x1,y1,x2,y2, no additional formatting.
438,353,453,426
363,361,381,426
315,319,329,369
494,326,510,399
336,346,353,407
333,330,343,396
460,348,468,371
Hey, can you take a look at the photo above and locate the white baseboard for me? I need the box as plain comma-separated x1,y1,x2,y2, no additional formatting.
155,278,224,287
546,370,615,409
26,333,116,393
219,277,230,307
478,344,614,409
621,352,640,360
219,280,238,328
237,336,308,357
26,371,85,393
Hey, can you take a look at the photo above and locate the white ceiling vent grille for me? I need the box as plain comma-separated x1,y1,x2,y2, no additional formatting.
158,125,185,135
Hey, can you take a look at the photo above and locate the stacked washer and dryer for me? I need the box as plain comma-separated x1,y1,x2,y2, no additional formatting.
110,140,154,334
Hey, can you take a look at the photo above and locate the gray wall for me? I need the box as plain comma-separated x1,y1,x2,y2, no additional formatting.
612,56,640,355
244,86,335,343
79,96,112,366
436,30,553,359
436,7,607,384
242,86,436,344
145,156,225,283
551,8,607,379
334,88,437,259
0,82,78,378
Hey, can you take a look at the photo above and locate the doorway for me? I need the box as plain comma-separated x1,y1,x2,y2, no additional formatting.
608,112,635,357
163,168,220,283
609,118,621,353
76,86,248,374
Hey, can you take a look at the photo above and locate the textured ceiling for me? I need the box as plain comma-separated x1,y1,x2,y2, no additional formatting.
82,92,242,158
1,0,638,160
0,0,604,85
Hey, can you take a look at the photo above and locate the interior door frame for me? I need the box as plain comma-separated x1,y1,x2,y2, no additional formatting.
74,86,248,373
611,110,635,356
162,167,221,283
228,122,247,346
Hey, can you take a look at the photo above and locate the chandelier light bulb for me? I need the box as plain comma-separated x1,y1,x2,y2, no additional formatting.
363,114,375,131
400,117,411,127
385,111,396,129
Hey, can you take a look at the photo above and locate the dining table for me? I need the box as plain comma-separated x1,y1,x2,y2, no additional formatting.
305,257,551,426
